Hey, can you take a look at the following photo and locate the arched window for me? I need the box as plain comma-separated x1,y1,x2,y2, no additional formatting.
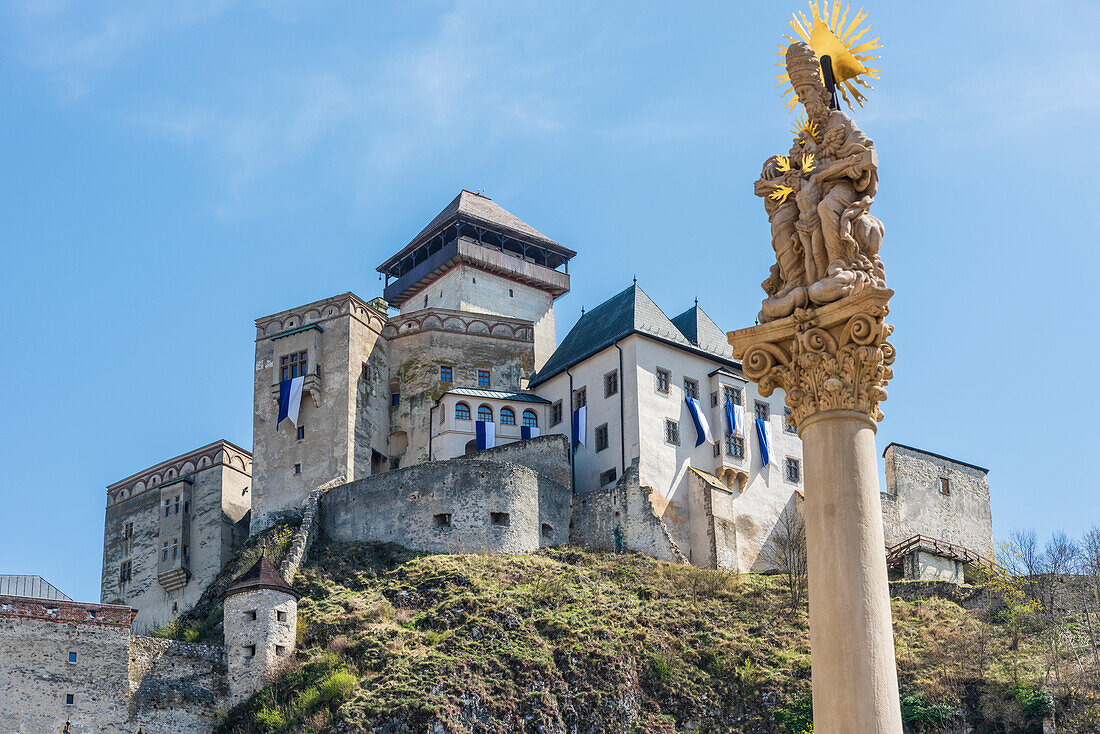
477,405,493,422
500,407,516,425
455,402,471,421
522,410,538,428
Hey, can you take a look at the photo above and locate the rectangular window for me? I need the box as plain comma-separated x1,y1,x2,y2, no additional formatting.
490,511,511,527
391,392,400,407
939,477,951,495
164,499,170,517
434,513,452,528
275,645,286,656
783,407,797,434
604,370,618,397
294,463,302,475
246,610,257,621
478,369,491,387
683,378,699,400
120,560,132,583
665,419,680,445
785,457,801,483
725,434,745,459
183,545,189,559
277,610,287,622
174,495,180,514
710,391,719,407
550,401,563,426
754,401,770,421
280,351,308,380
440,365,453,383
124,522,133,539
184,501,189,514
572,387,587,410
68,651,77,663
65,694,74,705
600,468,618,486
723,385,743,406
162,542,168,561
595,423,609,452
172,538,178,560
656,368,671,393
245,645,256,657
713,441,721,457
296,426,305,440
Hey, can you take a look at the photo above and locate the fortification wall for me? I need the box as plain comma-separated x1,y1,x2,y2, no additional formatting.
128,636,226,730
882,444,993,556
320,436,571,554
0,596,133,733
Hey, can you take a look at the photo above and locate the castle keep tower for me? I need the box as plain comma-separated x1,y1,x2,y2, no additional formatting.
221,555,300,705
377,190,575,370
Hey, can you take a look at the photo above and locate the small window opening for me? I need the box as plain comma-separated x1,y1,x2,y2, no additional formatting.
65,694,74,705
276,645,286,656
434,513,452,528
246,610,257,621
939,477,951,495
509,288,514,297
297,426,305,440
294,464,302,475
172,602,178,613
490,511,511,527
68,651,77,663
277,610,287,622
245,645,256,658
542,523,553,537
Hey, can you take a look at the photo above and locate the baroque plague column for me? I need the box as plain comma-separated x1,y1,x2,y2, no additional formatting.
728,11,903,733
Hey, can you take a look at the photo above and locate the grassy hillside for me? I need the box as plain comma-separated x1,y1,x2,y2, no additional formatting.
216,541,1100,733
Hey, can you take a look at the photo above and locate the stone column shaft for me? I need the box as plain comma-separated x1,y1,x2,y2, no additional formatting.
729,287,901,734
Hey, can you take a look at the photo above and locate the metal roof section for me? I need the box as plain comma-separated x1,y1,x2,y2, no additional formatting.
442,388,551,404
530,283,739,387
0,575,72,601
377,191,575,307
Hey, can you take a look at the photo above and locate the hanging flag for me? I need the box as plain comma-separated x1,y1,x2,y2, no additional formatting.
276,375,306,432
726,401,745,435
685,397,713,447
476,420,496,450
521,425,541,440
572,405,586,448
756,417,777,468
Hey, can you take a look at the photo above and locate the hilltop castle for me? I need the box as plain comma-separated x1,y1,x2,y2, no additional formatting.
2,192,994,732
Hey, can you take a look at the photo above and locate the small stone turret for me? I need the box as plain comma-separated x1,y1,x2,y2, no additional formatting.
220,555,300,704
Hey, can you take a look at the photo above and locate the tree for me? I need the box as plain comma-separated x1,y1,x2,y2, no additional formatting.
765,509,808,611
1082,526,1100,608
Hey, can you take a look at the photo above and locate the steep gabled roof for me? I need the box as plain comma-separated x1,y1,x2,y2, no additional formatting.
530,284,737,387
670,305,733,358
220,555,300,601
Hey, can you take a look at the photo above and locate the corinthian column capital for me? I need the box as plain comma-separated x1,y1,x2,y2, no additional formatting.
728,287,895,430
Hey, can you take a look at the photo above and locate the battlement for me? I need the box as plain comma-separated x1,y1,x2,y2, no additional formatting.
106,440,252,506
255,291,388,340
0,594,132,627
383,307,535,343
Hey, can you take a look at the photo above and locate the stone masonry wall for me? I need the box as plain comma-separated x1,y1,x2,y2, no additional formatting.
128,636,226,731
320,436,571,554
224,588,297,705
882,444,993,556
0,596,132,733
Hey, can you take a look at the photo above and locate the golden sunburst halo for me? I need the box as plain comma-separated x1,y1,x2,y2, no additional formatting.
775,0,882,111
791,112,821,142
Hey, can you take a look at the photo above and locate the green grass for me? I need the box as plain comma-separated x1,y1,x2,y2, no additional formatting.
214,541,1097,733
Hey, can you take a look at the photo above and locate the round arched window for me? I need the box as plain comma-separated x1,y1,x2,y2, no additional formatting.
477,405,493,422
500,407,516,425
455,402,471,421
522,410,538,428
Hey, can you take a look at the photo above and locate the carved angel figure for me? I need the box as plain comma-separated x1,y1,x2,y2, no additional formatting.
755,42,886,323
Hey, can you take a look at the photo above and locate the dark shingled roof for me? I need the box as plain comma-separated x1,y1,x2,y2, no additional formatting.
220,555,300,601
670,305,733,358
530,284,738,387
378,190,574,272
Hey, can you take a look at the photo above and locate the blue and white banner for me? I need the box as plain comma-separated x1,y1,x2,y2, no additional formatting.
726,401,745,435
276,375,305,432
572,405,586,448
685,397,713,447
476,420,496,450
521,425,541,440
755,417,777,468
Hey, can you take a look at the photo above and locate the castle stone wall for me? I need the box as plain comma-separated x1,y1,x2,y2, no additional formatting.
320,436,571,554
882,444,993,556
128,636,226,731
0,596,132,733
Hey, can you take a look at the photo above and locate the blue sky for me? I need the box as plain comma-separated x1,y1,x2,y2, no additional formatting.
1,1,1097,603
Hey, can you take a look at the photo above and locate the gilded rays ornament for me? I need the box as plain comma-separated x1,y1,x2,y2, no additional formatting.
776,0,882,111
